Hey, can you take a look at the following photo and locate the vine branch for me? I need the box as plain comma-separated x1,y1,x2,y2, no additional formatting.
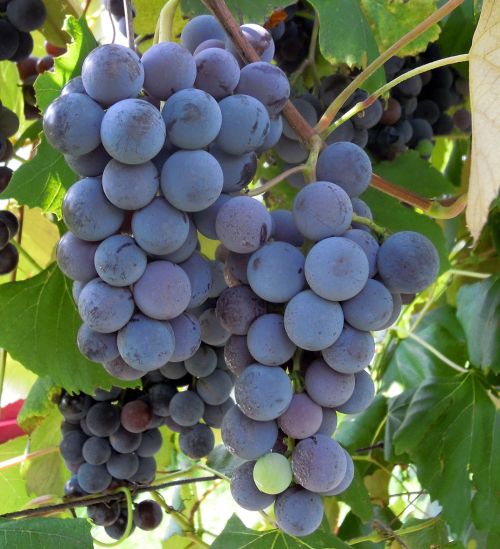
0,475,217,520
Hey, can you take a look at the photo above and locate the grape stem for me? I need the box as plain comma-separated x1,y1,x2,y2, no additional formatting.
92,487,134,547
154,0,180,44
315,0,465,134
322,54,470,140
405,332,468,373
122,0,135,50
351,214,389,239
0,475,218,520
246,164,307,197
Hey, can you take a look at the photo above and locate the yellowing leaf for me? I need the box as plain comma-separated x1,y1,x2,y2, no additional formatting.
468,0,500,241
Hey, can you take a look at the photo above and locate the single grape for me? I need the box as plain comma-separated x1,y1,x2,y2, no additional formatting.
82,44,144,107
77,324,119,363
194,47,240,100
133,500,163,531
185,345,217,378
181,15,226,53
169,391,205,427
58,393,92,422
305,237,369,301
215,196,272,254
78,278,134,334
94,235,146,288
224,251,251,286
321,449,354,495
380,97,402,125
87,501,121,526
102,160,159,210
62,177,124,242
408,118,433,147
92,387,121,402
203,397,234,428
270,210,304,247
253,453,292,495
60,430,87,463
226,24,275,64
65,146,111,178
6,0,46,32
192,193,231,240
230,460,275,511
142,42,196,100
193,38,225,56
86,402,121,437
179,423,215,459
133,261,192,320
293,181,353,240
121,400,153,433
246,314,296,366
136,428,162,458
316,142,372,198
278,393,323,440
305,359,355,408
224,335,253,376
0,106,20,137
168,312,201,362
104,510,134,540
117,314,175,372
274,487,324,537
275,135,308,163
235,364,292,421
196,369,233,406
131,197,189,256
61,76,85,95
284,290,344,351
208,260,227,298
0,20,19,60
43,93,103,156
342,279,394,331
282,98,317,140
221,406,278,460
77,463,112,493
336,370,375,414
326,118,355,145
82,436,112,466
130,456,156,484
106,451,139,479
257,114,283,152
208,145,257,193
216,285,266,335
160,362,187,380
321,324,375,374
103,356,143,381
161,219,199,265
109,426,142,454
315,408,338,436
236,62,289,116
247,242,305,303
101,99,166,164
56,232,98,282
199,308,230,346
216,95,270,155
291,434,347,492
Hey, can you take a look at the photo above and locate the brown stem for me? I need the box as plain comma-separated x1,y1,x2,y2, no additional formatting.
83,0,92,15
202,0,316,145
0,476,217,520
0,447,58,471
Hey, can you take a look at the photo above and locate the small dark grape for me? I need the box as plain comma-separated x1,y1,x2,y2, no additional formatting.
121,400,152,433
36,55,54,74
58,393,92,422
133,500,163,531
87,501,121,526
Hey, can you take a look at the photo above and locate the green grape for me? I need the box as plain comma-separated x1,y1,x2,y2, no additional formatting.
253,453,292,495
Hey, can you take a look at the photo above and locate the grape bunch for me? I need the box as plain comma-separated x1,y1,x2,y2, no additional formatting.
44,13,441,539
0,0,46,61
17,41,66,120
60,387,164,538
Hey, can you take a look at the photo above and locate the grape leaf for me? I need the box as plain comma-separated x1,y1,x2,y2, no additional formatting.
212,514,351,549
384,389,415,463
35,16,97,112
467,0,500,240
0,518,92,549
394,374,499,535
0,61,25,126
180,0,296,24
361,0,441,58
391,517,449,549
308,0,384,91
0,135,75,219
0,264,137,394
336,464,373,522
456,276,500,372
17,377,60,433
39,0,82,47
0,437,30,515
206,444,245,477
25,408,68,498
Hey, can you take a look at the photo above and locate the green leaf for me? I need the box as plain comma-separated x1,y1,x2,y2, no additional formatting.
0,517,92,549
206,445,245,477
308,0,384,91
180,0,295,24
0,135,75,218
35,16,97,112
25,408,67,498
18,377,60,433
336,464,373,522
361,0,441,58
384,389,415,463
212,515,351,549
456,276,500,372
365,151,455,272
382,306,467,388
392,517,450,549
39,1,82,47
0,437,30,515
0,61,24,125
0,264,137,394
394,374,499,535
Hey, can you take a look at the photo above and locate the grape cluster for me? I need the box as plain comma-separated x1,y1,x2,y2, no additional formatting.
45,14,441,539
0,0,46,61
61,387,164,538
17,41,66,120
0,208,19,275
367,45,471,160
220,143,439,537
